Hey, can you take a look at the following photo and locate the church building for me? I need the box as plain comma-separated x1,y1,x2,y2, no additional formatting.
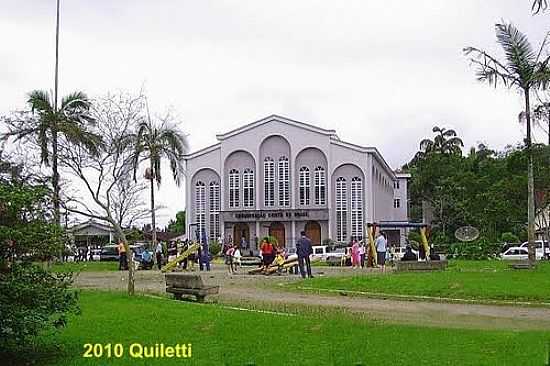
183,115,410,249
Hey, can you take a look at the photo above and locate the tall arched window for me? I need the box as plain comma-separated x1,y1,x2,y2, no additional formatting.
351,177,363,241
229,169,240,208
209,181,220,240
264,157,275,207
278,156,289,206
336,177,347,242
314,166,326,205
299,167,310,205
195,181,206,242
243,168,254,207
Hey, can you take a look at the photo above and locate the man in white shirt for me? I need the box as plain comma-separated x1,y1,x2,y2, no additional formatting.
375,232,387,271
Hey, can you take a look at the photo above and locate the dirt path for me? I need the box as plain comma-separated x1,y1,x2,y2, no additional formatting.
73,269,550,331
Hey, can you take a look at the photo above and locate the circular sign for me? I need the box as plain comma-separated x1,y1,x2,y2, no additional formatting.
454,226,480,242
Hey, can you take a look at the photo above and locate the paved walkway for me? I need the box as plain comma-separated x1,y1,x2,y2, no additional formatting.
74,267,550,331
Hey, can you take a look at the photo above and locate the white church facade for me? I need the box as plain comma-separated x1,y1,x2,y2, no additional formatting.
183,115,410,250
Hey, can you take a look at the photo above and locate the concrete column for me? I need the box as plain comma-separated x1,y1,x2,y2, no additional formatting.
291,220,296,247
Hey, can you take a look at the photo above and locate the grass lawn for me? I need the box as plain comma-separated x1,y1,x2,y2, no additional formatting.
290,260,550,304
50,261,119,273
10,290,550,365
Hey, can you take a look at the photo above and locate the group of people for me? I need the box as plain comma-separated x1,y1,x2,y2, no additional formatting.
221,231,315,279
347,232,390,271
64,244,96,262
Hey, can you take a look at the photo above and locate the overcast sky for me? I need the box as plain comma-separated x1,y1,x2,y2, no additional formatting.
1,1,548,226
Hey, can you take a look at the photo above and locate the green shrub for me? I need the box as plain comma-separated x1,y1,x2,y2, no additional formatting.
0,263,79,351
447,237,501,260
500,232,519,244
209,241,221,256
262,236,279,247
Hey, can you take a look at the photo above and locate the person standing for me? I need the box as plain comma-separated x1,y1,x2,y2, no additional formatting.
155,241,163,270
200,241,211,271
296,231,313,278
117,241,127,270
351,238,360,269
359,242,366,268
375,232,387,272
260,238,275,270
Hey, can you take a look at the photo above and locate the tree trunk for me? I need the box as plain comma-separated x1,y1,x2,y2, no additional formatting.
113,223,134,295
150,158,157,249
525,90,536,262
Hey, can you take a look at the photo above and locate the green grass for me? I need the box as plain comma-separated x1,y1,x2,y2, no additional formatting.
11,290,550,365
50,261,119,273
290,260,550,304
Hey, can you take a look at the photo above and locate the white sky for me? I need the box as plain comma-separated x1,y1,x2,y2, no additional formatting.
1,1,548,226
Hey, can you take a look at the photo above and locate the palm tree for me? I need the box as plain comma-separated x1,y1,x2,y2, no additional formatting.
129,111,189,248
4,90,100,224
533,0,548,13
413,126,464,163
464,22,550,261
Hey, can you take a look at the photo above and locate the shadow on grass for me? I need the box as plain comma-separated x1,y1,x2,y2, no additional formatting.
0,339,67,366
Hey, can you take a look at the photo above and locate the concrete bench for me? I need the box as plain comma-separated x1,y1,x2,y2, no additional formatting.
165,273,219,302
509,261,537,270
395,260,448,272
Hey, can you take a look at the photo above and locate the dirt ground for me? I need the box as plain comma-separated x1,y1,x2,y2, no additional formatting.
73,265,550,331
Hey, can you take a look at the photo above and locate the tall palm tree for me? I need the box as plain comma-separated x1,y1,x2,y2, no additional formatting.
533,0,548,13
412,126,464,163
464,22,550,261
4,90,100,224
129,112,189,248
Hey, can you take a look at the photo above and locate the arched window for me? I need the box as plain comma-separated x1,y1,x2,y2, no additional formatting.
229,169,240,208
209,181,220,240
351,177,363,241
314,166,326,205
195,181,206,242
243,168,254,207
299,167,310,205
278,156,289,206
336,177,347,242
264,157,275,206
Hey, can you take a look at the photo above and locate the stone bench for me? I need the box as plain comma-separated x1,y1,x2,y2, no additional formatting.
509,261,537,270
165,273,219,302
395,259,448,272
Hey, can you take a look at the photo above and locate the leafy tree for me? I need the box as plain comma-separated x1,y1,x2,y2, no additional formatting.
0,156,78,353
464,22,550,261
2,90,100,226
167,210,186,234
128,107,189,248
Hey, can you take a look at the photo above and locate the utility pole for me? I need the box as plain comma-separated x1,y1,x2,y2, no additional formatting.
51,0,62,226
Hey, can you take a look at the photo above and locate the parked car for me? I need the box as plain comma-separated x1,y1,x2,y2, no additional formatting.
100,245,119,261
519,240,549,259
311,245,329,261
500,246,543,261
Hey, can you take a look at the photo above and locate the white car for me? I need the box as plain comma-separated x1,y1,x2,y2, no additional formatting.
500,246,543,261
311,245,329,261
519,240,549,259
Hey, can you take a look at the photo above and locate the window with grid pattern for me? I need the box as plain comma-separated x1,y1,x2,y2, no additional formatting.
243,169,254,207
299,166,310,205
336,177,347,242
264,158,275,206
229,169,240,208
278,157,289,206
